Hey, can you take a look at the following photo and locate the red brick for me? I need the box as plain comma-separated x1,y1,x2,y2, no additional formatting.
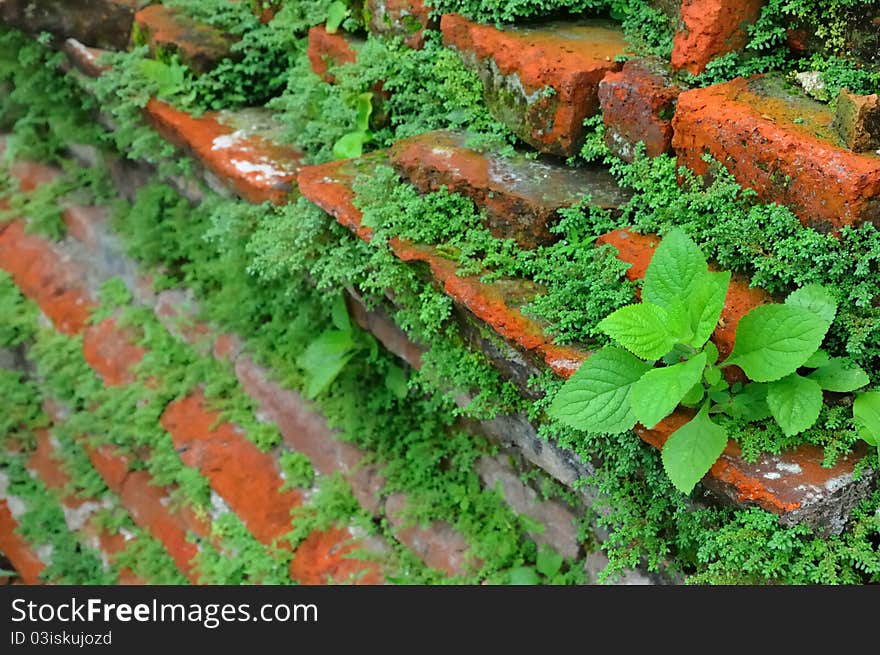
0,221,94,334
82,318,147,386
212,332,244,362
84,443,131,495
233,354,386,513
441,13,629,156
63,38,112,78
0,501,45,585
161,391,304,545
134,5,236,74
366,0,435,49
297,157,590,377
145,100,305,205
598,58,681,160
307,25,359,83
384,493,475,577
672,75,880,231
671,0,765,74
389,130,630,248
289,527,384,585
63,205,108,255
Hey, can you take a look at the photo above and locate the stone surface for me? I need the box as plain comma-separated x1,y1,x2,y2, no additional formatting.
366,0,435,49
145,100,304,205
672,75,880,232
671,0,765,74
82,317,147,387
441,13,629,156
0,0,145,50
598,58,681,160
390,130,630,248
307,25,359,83
834,89,880,153
134,4,236,74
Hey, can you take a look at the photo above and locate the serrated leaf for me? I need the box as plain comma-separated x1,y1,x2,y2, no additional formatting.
766,373,823,436
703,341,719,365
681,382,705,406
661,403,727,495
802,348,830,368
643,228,708,311
807,359,869,392
631,352,707,428
728,382,771,421
535,547,563,578
325,1,348,32
725,304,830,382
786,284,837,324
688,271,730,348
597,303,678,360
548,348,651,434
704,366,721,386
508,567,540,585
854,392,880,447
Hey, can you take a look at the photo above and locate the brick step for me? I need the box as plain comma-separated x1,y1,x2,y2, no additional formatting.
440,13,630,156
389,130,631,248
307,25,361,83
297,150,875,532
673,74,880,232
133,4,236,74
64,42,305,205
366,0,435,49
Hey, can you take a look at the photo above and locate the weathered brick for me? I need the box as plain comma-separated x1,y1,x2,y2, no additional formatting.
672,75,880,231
134,4,236,74
289,527,385,585
598,58,681,160
0,500,45,584
366,0,435,49
161,391,304,545
0,221,94,334
671,0,765,74
154,289,213,353
82,318,147,386
441,13,629,156
297,156,590,377
834,89,880,153
145,100,305,205
63,38,111,78
384,492,475,577
63,205,108,255
390,130,630,248
233,354,386,514
307,25,359,83
0,0,146,50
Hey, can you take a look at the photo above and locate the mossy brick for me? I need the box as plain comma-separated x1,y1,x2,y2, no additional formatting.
672,75,880,232
307,25,360,83
0,500,45,584
0,0,147,50
145,101,305,205
598,58,681,161
834,89,880,153
670,0,765,75
133,4,237,75
289,527,385,585
441,13,630,157
366,0,435,49
297,155,590,377
82,318,147,387
390,130,630,248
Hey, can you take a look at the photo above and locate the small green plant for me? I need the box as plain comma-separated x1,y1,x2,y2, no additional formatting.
853,392,880,469
549,229,870,494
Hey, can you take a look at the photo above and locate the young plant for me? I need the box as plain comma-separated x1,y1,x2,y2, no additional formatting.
549,228,869,494
853,391,880,469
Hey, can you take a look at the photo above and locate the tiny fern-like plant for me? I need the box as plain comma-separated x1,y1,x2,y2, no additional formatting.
549,228,870,494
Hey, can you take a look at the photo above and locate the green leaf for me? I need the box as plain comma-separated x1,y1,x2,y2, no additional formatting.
355,92,373,132
384,365,408,400
681,382,705,407
724,305,830,382
853,392,880,447
535,547,563,578
661,403,727,495
297,330,355,399
548,348,652,434
508,567,540,585
330,294,351,331
785,284,838,324
802,348,830,368
597,303,678,360
704,366,721,387
687,271,730,348
631,352,707,428
325,1,349,32
138,59,184,97
643,228,708,311
725,382,771,421
703,341,719,365
766,374,823,436
332,131,368,159
808,359,870,392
